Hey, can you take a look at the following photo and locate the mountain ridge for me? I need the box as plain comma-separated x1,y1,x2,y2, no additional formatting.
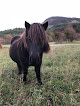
44,16,80,28
0,16,80,44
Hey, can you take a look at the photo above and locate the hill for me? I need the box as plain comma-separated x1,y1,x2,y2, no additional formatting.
44,17,80,42
0,28,25,38
44,16,80,34
0,28,25,44
44,16,80,28
0,16,80,44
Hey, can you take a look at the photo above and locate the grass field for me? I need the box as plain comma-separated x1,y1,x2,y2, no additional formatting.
0,45,80,106
49,41,80,45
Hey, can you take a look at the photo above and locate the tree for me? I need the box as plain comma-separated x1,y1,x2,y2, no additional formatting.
64,25,78,42
6,34,13,40
0,37,4,44
52,31,65,43
5,34,13,44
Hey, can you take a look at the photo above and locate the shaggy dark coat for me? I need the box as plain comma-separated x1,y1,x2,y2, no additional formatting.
9,21,50,85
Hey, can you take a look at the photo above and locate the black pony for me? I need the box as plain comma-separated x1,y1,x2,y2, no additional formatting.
9,21,50,85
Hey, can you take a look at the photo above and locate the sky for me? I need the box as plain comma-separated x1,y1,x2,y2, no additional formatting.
0,0,80,31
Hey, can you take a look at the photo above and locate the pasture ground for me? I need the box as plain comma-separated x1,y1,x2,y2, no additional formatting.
49,41,80,45
0,45,80,106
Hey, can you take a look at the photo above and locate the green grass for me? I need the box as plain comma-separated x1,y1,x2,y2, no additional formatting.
0,46,80,106
70,41,80,44
49,41,80,45
3,45,10,48
49,42,55,45
63,41,80,44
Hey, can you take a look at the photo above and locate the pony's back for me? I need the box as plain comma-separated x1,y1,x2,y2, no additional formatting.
11,35,20,44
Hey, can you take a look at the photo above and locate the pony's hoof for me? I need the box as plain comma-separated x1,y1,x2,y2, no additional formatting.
23,78,27,85
24,81,27,85
39,82,43,85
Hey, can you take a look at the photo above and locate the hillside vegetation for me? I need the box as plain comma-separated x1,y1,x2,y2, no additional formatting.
0,28,24,44
45,17,80,42
0,16,80,44
44,16,80,27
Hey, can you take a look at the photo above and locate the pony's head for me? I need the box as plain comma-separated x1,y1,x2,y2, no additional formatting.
18,21,50,65
25,21,50,49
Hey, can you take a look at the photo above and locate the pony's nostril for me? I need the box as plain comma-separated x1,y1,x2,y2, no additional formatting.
29,56,32,62
29,53,40,64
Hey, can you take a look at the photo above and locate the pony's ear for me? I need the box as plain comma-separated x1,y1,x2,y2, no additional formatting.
25,21,30,29
42,21,48,30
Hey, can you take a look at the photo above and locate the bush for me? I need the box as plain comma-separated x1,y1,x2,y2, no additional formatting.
64,25,78,42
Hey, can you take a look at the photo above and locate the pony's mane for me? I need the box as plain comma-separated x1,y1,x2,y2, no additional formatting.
17,31,27,48
17,23,49,49
28,23,48,45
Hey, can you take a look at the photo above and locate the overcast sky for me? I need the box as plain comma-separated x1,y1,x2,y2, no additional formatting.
0,0,80,31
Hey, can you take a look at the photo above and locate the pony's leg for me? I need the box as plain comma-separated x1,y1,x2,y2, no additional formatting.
35,66,42,85
17,63,22,75
23,67,28,82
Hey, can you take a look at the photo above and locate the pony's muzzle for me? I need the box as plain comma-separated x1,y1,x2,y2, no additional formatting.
29,53,40,65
